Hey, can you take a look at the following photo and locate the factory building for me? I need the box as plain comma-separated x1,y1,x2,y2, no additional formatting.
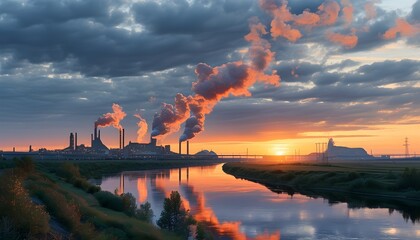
124,137,171,155
91,126,109,152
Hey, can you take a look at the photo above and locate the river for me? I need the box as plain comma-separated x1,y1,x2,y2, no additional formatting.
100,163,420,240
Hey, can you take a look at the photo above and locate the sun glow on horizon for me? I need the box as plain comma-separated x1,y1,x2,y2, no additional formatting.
273,144,288,156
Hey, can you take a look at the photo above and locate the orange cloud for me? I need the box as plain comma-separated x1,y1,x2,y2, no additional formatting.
341,0,353,26
383,18,420,39
364,1,377,20
318,1,341,26
327,32,358,48
293,10,320,26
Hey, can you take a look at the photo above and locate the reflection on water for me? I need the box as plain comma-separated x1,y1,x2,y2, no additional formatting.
101,164,420,240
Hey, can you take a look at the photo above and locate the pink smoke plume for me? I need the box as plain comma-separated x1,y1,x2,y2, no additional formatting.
134,114,148,142
151,93,190,137
179,20,280,141
383,18,420,39
95,103,126,130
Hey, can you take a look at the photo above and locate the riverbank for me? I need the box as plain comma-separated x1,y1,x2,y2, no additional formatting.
223,161,420,222
1,158,231,239
36,159,225,179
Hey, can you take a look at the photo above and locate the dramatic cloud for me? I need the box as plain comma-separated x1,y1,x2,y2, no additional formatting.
327,31,358,48
0,0,419,151
383,18,420,39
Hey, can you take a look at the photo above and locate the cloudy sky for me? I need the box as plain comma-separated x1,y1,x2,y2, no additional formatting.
1,0,419,155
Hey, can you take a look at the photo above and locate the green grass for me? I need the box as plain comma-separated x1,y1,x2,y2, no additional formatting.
223,161,420,223
1,158,189,239
28,169,180,240
223,161,420,199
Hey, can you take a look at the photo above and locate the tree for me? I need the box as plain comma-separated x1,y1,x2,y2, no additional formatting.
135,202,154,223
157,191,195,239
120,193,137,216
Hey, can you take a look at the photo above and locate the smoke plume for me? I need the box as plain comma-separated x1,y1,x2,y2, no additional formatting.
179,20,280,142
151,93,190,137
95,103,126,130
134,113,148,142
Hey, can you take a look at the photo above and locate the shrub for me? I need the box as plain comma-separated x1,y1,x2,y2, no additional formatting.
56,163,81,182
120,193,137,216
31,186,81,230
0,217,24,240
347,172,359,180
94,191,123,212
136,202,154,223
0,172,50,236
397,168,420,190
14,156,35,175
280,172,296,181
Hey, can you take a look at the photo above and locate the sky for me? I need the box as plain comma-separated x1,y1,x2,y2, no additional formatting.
0,0,419,155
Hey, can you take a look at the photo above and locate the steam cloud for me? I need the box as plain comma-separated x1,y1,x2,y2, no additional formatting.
134,113,148,142
95,103,126,130
151,93,190,137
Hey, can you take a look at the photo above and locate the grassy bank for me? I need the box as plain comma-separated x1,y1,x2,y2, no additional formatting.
0,158,195,239
223,161,420,222
37,159,222,179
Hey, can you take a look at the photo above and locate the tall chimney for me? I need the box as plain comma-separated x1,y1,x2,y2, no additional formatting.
91,133,93,143
94,125,97,140
179,140,182,155
98,129,101,139
187,141,189,155
75,133,78,150
122,128,125,149
70,133,74,150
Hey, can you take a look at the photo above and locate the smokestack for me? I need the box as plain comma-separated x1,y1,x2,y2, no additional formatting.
122,128,125,149
119,129,122,149
179,140,182,155
94,126,97,140
75,133,78,150
29,145,32,152
91,133,93,143
187,141,189,155
70,133,74,150
98,129,101,139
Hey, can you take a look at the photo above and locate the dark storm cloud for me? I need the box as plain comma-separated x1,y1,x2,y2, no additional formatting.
0,0,258,77
410,0,420,21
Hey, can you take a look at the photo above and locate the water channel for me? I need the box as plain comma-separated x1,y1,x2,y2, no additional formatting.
100,164,420,239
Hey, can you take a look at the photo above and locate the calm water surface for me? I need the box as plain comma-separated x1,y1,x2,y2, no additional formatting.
100,164,420,240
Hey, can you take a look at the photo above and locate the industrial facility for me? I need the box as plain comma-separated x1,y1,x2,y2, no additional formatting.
0,121,221,160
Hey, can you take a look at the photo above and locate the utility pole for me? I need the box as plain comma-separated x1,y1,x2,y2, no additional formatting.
403,137,409,158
